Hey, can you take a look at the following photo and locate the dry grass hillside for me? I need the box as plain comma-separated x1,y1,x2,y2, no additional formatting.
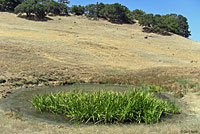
0,12,200,133
0,12,200,76
1,12,200,90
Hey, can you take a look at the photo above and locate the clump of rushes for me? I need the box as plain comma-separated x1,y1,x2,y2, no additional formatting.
32,90,180,124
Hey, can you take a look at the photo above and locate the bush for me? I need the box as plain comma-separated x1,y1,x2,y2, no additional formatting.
71,5,85,15
132,9,146,20
43,1,62,15
138,13,191,37
163,14,191,37
0,0,5,11
34,3,46,19
0,0,23,11
43,1,68,15
58,3,68,15
85,3,133,23
99,3,133,23
15,0,46,19
138,14,154,27
32,89,179,124
15,0,35,17
85,2,105,18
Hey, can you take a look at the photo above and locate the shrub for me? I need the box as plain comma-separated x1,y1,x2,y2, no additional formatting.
58,3,68,15
71,5,85,15
15,0,46,19
0,0,5,11
163,14,191,37
43,1,62,15
138,14,154,27
0,0,23,11
12,82,24,87
14,0,35,17
58,0,70,5
32,89,179,124
138,13,191,37
132,9,146,20
99,3,133,23
33,3,46,19
85,2,105,18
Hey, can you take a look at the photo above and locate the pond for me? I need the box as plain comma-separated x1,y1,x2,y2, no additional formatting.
0,83,183,125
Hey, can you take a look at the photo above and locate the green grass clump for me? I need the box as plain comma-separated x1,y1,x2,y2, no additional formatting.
32,90,179,124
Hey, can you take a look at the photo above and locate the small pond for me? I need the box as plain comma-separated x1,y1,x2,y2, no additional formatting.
0,83,183,126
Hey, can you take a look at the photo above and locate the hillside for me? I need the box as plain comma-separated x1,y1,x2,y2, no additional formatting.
0,12,200,80
0,12,200,134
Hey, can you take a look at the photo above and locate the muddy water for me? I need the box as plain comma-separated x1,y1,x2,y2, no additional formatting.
0,84,184,125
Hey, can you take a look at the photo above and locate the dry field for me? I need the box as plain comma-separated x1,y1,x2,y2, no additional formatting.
0,12,200,133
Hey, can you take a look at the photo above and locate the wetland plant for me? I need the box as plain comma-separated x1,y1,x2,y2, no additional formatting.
32,89,179,124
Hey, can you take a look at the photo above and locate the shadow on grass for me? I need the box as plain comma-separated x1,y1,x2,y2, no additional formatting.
142,27,172,36
18,15,53,22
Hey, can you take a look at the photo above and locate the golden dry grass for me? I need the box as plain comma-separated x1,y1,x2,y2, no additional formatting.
0,12,200,80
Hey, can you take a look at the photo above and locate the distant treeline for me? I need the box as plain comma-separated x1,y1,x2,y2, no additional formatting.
0,0,191,37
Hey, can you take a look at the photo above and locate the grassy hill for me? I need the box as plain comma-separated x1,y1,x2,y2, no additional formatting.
0,12,200,76
1,12,200,87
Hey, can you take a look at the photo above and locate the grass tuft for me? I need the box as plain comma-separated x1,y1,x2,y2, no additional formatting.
32,89,179,124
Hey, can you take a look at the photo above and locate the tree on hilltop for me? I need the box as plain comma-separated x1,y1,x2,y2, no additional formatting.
132,9,146,20
43,1,68,15
85,2,105,18
58,0,70,4
177,15,191,37
138,13,191,37
15,0,46,19
138,14,154,27
71,5,85,15
99,3,133,23
14,0,69,19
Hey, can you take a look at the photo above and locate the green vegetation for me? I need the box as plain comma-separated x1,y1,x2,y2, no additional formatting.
99,3,133,23
43,1,68,16
175,78,198,89
132,9,146,20
14,0,68,19
70,5,85,15
85,2,105,19
14,0,46,19
138,13,191,37
32,88,179,124
85,3,133,23
146,85,163,94
12,81,24,87
0,0,23,11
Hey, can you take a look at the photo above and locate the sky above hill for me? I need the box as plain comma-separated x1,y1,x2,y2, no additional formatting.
68,0,199,43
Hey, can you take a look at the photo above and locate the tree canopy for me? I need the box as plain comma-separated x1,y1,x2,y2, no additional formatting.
137,13,191,37
70,5,85,15
0,0,23,11
14,0,46,19
14,0,68,19
85,3,133,23
99,3,133,23
132,9,145,20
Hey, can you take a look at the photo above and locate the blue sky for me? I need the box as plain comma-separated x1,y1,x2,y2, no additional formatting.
68,0,199,43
